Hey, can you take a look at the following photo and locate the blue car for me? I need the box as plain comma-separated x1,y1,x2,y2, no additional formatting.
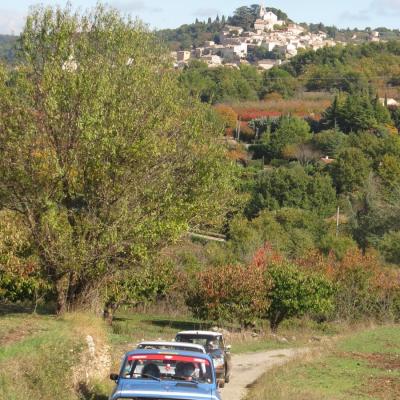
109,349,222,400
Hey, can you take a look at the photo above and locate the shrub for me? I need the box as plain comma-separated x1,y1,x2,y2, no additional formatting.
265,263,335,331
318,234,358,260
334,266,382,321
296,249,400,322
312,129,347,157
378,231,400,265
185,262,269,326
185,245,282,325
238,121,255,142
214,104,238,129
0,271,51,304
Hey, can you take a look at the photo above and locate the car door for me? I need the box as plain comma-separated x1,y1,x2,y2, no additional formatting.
220,335,232,379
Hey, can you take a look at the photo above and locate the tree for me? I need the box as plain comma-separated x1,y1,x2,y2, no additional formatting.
331,148,371,193
266,263,335,331
262,68,298,98
378,154,400,197
312,129,347,157
269,116,312,158
350,178,400,252
228,6,257,31
214,104,238,130
247,165,336,218
0,4,235,314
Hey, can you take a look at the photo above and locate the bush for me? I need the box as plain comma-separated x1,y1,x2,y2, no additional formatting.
379,231,400,265
0,271,51,304
296,249,400,322
330,147,371,193
312,129,347,157
266,263,335,331
247,166,337,218
334,266,382,321
318,234,358,260
185,261,269,326
214,104,238,129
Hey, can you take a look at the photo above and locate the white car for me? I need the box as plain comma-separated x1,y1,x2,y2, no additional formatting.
175,331,232,387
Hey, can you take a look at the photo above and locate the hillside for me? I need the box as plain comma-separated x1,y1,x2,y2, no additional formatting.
157,5,400,52
0,35,17,63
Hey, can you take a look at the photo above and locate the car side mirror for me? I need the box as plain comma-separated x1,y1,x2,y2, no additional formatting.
110,373,119,381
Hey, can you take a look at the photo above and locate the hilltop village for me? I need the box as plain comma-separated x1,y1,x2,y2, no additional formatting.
171,4,381,69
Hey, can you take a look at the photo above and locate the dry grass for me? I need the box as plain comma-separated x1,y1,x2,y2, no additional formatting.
225,93,333,120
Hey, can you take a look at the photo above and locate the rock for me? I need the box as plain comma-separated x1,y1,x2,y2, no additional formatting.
86,335,95,358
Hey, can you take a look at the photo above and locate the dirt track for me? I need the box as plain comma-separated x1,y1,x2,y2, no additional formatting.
219,348,309,400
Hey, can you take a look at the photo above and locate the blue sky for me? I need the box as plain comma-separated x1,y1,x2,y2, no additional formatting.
1,0,400,34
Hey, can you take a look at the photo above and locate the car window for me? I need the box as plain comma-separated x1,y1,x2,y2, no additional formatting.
121,354,213,384
176,335,222,350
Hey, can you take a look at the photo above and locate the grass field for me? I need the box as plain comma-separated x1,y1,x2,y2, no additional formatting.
245,325,400,400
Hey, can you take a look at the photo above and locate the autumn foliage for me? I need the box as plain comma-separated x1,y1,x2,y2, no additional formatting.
185,244,400,328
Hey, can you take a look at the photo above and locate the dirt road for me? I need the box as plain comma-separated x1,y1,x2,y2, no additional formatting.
220,348,309,400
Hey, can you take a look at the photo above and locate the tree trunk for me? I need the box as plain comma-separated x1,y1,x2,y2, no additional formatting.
269,310,285,332
55,273,70,315
103,301,119,325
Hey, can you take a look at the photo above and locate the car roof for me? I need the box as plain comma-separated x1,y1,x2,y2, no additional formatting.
125,348,212,361
137,341,206,352
176,330,222,337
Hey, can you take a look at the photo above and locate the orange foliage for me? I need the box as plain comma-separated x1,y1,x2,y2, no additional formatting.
296,248,400,291
228,97,331,121
214,104,238,129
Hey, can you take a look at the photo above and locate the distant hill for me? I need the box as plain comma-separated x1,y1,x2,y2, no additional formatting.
157,4,400,51
0,35,17,64
157,5,289,51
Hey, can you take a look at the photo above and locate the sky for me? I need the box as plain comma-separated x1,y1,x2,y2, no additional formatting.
1,0,400,34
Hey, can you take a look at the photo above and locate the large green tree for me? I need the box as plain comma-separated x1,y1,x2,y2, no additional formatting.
247,165,337,218
331,148,371,193
0,4,234,313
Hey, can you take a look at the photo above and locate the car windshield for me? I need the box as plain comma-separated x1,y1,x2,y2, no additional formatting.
175,335,221,351
137,344,204,353
121,353,213,384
